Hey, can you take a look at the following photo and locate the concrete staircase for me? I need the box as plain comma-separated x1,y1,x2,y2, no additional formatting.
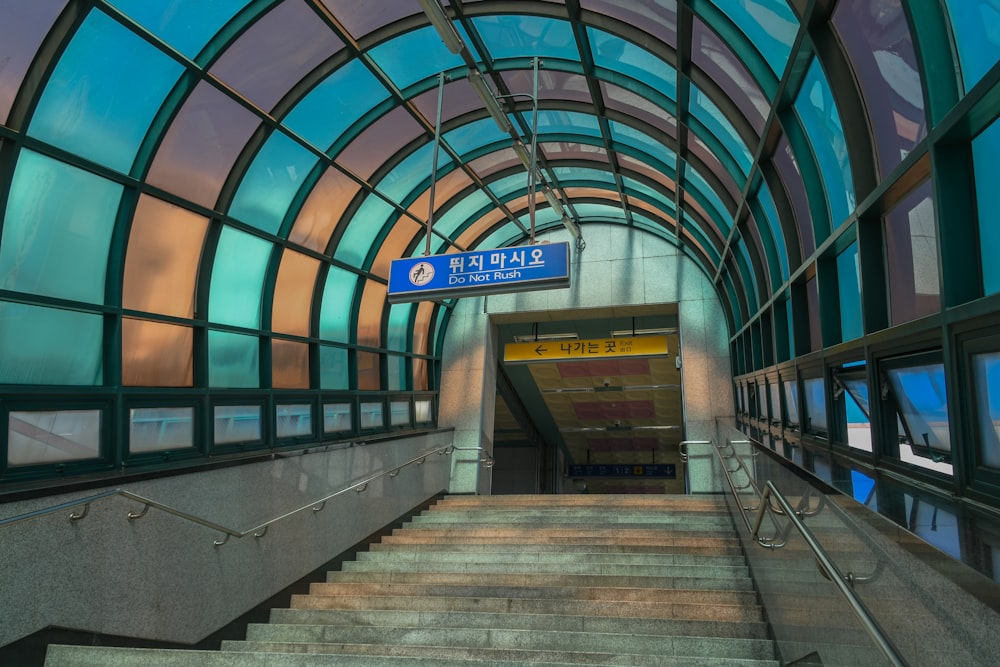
45,494,778,666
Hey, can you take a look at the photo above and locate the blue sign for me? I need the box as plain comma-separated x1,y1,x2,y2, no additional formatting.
387,242,570,303
567,464,676,479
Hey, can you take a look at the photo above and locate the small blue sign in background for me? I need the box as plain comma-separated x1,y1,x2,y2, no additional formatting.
567,464,676,478
388,242,570,303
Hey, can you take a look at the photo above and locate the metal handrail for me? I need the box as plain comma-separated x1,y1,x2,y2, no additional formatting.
712,441,906,666
0,444,458,547
678,440,712,463
451,445,495,468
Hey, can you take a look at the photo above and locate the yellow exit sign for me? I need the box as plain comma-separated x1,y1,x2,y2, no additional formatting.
503,335,669,363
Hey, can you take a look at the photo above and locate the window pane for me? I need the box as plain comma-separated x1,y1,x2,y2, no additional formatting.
369,25,465,91
774,135,815,257
271,249,320,336
692,18,769,135
710,0,796,76
415,398,433,423
387,302,414,353
208,330,259,388
28,11,182,173
843,380,872,453
358,281,387,348
0,1,67,124
323,402,352,433
209,227,272,328
320,346,349,390
8,410,101,466
587,27,677,101
1,150,122,304
804,377,827,435
319,266,357,342
473,15,579,62
336,106,423,181
769,382,780,422
884,181,940,324
832,0,925,175
794,60,855,228
123,195,208,318
276,404,312,438
272,339,309,389
0,301,102,385
973,118,1000,296
360,401,383,429
390,400,410,426
122,318,194,387
413,357,430,391
943,0,1000,92
108,0,247,59
806,274,821,352
837,242,862,342
886,362,952,468
387,354,407,391
357,351,380,391
783,379,799,427
129,407,194,453
689,86,753,178
973,351,1000,469
289,167,362,253
333,194,396,268
213,405,262,445
147,81,260,209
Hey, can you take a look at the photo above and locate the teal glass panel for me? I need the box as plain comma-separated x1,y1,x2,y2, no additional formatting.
229,131,319,235
444,119,510,158
0,301,102,385
208,330,259,388
283,59,390,152
320,346,349,389
333,195,396,268
723,270,742,328
784,376,799,424
570,203,628,222
943,0,1000,92
209,227,272,328
794,60,855,227
319,266,357,342
387,355,407,391
368,26,467,90
552,167,616,186
631,213,678,244
587,27,676,100
735,235,759,310
690,85,753,177
108,0,248,60
472,15,578,62
709,0,796,76
1,150,122,304
387,302,414,352
537,110,602,138
837,241,863,342
623,177,676,216
476,224,523,252
489,173,535,200
756,182,788,279
427,190,493,241
609,121,677,164
377,143,452,205
29,11,182,174
804,377,827,434
683,163,733,234
973,118,1000,296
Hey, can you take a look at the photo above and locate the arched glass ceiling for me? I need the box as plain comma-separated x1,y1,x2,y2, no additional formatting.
1,0,999,477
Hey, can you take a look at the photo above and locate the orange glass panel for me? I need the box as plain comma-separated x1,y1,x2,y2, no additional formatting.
123,195,208,318
452,207,514,249
413,301,435,356
412,357,429,391
617,152,677,192
272,249,320,336
122,318,193,387
357,280,387,348
407,169,474,225
467,148,522,180
370,215,422,279
272,339,310,389
357,351,380,390
289,167,361,253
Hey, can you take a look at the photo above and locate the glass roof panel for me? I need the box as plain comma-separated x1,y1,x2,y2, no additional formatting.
601,81,677,133
388,302,415,353
228,130,319,236
0,1,67,124
683,161,733,235
688,134,742,204
272,249,320,337
283,59,391,153
370,215,423,279
123,319,193,387
425,190,495,241
587,27,677,101
689,84,754,177
1,150,122,305
578,0,678,48
146,81,261,210
773,133,815,257
368,26,467,91
289,167,362,253
537,110,602,138
756,180,789,280
318,265,357,342
408,169,475,228
794,58,855,227
375,142,447,205
29,10,183,174
0,301,102,385
319,0,416,38
209,0,343,112
552,166,616,186
410,79,485,124
273,339,309,389
692,17,770,135
334,195,396,267
443,118,511,158
572,202,628,222
336,106,424,181
623,176,674,211
832,0,925,177
502,69,592,105
358,280,387,348
107,0,248,60
471,15,579,62
208,330,258,388
943,0,1000,92
609,120,677,164
488,172,535,200
707,0,797,76
539,141,610,163
208,226,272,328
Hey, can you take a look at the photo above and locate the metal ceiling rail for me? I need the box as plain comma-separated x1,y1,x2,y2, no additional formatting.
711,440,907,667
0,444,458,547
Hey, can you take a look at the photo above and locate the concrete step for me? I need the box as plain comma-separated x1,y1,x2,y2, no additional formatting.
239,623,777,661
356,549,747,567
265,608,770,639
370,540,745,555
325,570,756,591
393,525,737,537
290,593,765,622
436,494,729,508
341,559,751,579
413,509,733,522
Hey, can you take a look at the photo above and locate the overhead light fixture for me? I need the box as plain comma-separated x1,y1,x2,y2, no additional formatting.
610,327,677,337
541,186,564,217
513,332,578,343
467,69,512,133
511,140,544,183
417,0,466,54
561,215,581,239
